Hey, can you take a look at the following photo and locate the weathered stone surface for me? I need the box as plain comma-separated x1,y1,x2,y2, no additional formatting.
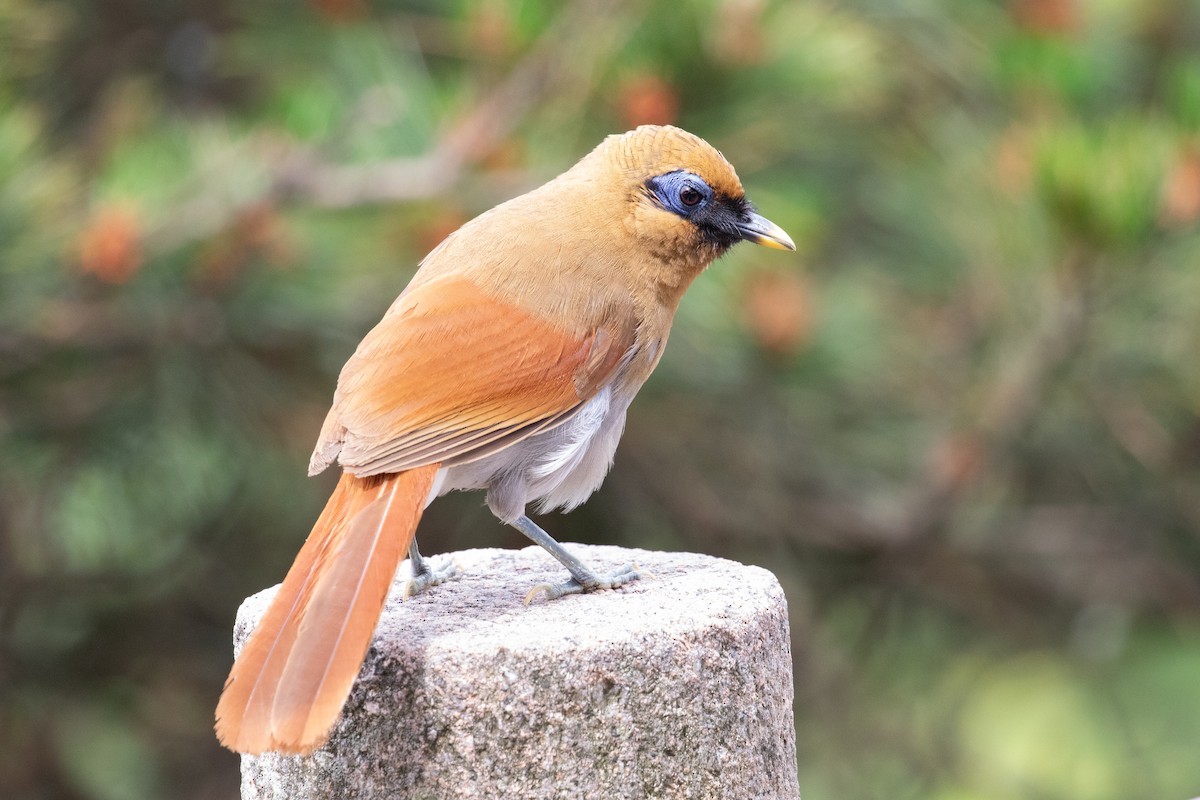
236,544,799,799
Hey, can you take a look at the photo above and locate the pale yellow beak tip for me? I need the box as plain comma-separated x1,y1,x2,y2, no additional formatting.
738,212,796,252
756,231,797,251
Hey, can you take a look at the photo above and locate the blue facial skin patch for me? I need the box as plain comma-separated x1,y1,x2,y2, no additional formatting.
647,171,714,218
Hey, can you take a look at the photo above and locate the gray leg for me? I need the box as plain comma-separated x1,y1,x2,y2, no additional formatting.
401,537,460,599
511,515,642,603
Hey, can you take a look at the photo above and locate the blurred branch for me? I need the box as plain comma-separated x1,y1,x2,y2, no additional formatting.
1102,410,1200,548
891,247,1094,544
143,0,638,255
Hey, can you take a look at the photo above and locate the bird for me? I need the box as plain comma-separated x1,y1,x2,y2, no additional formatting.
215,124,795,755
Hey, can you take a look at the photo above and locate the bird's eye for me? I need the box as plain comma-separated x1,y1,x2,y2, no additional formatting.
648,171,712,216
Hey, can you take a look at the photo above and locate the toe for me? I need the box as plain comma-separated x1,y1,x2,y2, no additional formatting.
402,560,461,600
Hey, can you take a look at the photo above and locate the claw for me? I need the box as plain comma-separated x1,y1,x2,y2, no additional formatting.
523,582,559,606
631,563,654,580
402,558,461,600
522,562,644,605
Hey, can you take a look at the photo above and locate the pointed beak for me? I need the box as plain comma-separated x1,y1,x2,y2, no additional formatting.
737,211,796,251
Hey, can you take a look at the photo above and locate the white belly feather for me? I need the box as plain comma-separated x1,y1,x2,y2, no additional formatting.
530,388,612,480
438,384,633,521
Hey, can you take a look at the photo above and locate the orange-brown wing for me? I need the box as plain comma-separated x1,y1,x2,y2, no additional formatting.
309,274,633,477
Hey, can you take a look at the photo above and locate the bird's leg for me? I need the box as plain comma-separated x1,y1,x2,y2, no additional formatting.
511,514,642,603
401,537,460,599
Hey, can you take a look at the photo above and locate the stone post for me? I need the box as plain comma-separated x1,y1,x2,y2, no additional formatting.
234,544,800,799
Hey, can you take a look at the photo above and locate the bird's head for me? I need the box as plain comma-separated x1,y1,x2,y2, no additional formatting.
577,125,795,275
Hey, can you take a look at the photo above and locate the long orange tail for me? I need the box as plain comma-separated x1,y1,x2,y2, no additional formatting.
215,465,439,754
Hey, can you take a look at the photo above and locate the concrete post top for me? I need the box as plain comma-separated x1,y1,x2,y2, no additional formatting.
235,544,787,659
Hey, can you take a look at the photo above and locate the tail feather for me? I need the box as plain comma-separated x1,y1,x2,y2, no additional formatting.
215,466,439,754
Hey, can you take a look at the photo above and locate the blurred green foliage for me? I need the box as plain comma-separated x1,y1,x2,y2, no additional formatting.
2,1,1200,798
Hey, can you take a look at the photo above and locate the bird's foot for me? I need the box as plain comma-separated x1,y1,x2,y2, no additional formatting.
523,562,644,605
402,558,461,600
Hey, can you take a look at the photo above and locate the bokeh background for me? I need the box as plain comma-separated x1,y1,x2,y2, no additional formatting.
3,0,1200,798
